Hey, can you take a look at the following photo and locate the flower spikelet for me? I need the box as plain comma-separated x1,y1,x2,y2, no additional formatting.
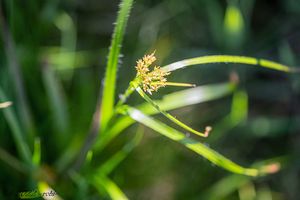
135,52,170,94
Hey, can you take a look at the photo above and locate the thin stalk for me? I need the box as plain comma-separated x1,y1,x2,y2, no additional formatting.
162,55,299,72
0,88,32,165
0,3,35,142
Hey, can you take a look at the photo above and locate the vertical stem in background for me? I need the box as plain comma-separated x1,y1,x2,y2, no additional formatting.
100,0,134,130
0,2,35,143
70,0,134,171
0,88,32,165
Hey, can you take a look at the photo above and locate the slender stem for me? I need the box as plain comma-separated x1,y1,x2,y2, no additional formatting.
157,82,196,87
115,79,138,109
162,55,299,72
0,3,35,142
0,88,32,165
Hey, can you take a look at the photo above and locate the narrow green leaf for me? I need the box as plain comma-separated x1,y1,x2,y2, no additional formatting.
92,175,128,200
162,55,298,73
139,82,236,114
0,88,32,164
230,90,248,124
123,106,275,176
134,85,210,137
32,137,41,166
224,2,245,48
200,156,286,199
100,0,134,129
95,82,235,151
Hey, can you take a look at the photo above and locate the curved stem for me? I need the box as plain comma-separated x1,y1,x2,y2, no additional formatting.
162,55,299,73
115,80,137,109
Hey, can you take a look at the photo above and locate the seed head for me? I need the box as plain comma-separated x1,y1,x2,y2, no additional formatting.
135,52,170,94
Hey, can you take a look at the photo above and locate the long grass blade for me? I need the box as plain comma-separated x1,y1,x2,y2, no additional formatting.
162,55,298,73
134,85,210,137
95,82,236,151
92,175,128,200
0,88,32,164
0,5,35,139
123,106,279,176
100,0,134,129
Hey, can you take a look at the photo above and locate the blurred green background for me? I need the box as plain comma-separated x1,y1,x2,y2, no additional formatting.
0,0,300,199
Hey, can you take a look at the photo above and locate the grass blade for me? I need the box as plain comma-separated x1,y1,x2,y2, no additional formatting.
32,137,41,166
0,88,32,164
139,82,236,114
100,0,134,129
122,106,279,176
134,85,211,137
162,55,298,73
92,175,128,200
95,82,235,151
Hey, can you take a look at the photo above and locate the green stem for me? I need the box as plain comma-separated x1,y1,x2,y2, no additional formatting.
100,0,134,129
162,55,299,72
115,80,137,109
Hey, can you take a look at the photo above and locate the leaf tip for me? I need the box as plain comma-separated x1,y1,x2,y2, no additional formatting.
261,162,281,174
0,101,13,109
204,126,212,137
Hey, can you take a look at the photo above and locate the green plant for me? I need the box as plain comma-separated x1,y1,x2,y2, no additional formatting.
86,0,297,198
1,0,299,199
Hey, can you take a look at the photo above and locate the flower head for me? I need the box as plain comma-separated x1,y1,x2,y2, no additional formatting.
135,52,170,94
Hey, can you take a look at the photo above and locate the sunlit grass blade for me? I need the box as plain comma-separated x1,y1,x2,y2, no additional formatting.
138,82,236,114
156,82,195,87
162,55,299,73
32,137,41,166
200,156,286,199
100,0,134,129
0,8,35,139
134,86,211,137
0,88,32,164
224,2,245,48
0,101,12,108
122,106,280,176
92,174,128,200
54,12,77,79
38,181,62,200
95,82,236,151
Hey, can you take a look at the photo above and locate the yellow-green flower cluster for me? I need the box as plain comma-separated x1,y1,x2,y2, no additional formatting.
135,52,170,94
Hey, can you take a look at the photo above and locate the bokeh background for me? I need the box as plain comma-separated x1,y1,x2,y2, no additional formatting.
0,0,300,199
